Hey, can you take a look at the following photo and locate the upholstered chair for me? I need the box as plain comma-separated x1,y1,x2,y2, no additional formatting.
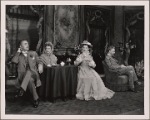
102,61,130,91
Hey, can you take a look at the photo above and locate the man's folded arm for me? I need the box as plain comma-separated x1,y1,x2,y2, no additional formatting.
105,58,121,70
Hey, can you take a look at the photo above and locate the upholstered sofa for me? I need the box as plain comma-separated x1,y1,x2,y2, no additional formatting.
102,61,130,92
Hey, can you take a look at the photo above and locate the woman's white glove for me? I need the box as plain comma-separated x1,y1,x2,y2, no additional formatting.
77,56,82,62
120,64,126,68
74,56,82,65
88,61,96,68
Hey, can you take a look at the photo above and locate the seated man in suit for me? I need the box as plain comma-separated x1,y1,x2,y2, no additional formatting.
105,45,141,92
12,40,41,108
38,42,57,74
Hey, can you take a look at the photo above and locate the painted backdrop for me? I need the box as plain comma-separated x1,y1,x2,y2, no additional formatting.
54,5,79,48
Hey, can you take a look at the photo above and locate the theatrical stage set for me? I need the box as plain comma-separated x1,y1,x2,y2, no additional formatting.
5,5,144,115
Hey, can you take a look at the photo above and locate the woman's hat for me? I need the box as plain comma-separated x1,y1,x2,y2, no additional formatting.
81,40,93,47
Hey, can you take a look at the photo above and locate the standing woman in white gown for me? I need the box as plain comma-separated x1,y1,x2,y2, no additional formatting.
74,40,115,101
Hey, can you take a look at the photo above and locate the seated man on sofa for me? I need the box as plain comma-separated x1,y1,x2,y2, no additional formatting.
12,40,41,108
105,45,141,92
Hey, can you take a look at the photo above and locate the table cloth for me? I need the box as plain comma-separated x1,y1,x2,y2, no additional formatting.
39,65,78,102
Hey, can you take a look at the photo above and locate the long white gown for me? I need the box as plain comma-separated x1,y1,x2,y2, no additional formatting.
74,52,115,101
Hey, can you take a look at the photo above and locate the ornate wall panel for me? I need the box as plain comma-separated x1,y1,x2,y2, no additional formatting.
54,5,79,48
124,8,144,65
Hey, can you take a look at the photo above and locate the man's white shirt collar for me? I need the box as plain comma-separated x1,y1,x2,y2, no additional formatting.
22,51,28,57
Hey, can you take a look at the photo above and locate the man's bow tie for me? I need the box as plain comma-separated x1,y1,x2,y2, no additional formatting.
22,51,28,57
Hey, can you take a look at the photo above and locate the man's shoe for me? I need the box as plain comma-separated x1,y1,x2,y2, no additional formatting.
14,88,24,100
134,89,140,93
129,88,135,92
129,88,140,93
134,85,140,93
33,99,39,108
14,94,19,101
18,88,24,96
134,81,142,86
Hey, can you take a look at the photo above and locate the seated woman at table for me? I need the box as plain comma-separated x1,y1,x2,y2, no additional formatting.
38,42,57,74
74,40,115,101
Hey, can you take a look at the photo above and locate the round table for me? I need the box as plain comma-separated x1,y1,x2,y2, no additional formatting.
39,65,78,102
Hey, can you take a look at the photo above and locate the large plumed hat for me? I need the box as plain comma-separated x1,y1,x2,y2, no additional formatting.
81,40,93,47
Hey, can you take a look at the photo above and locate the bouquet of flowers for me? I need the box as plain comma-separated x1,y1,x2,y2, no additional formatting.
135,60,144,79
74,45,81,55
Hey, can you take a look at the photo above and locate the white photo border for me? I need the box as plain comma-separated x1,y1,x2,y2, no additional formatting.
1,0,149,119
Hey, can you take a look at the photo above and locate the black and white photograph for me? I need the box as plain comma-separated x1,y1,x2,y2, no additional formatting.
1,0,149,119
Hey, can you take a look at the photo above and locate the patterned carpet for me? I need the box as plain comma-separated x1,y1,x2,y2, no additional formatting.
5,80,144,115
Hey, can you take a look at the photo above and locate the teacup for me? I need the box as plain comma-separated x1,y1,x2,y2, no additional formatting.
60,62,65,66
47,64,51,67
